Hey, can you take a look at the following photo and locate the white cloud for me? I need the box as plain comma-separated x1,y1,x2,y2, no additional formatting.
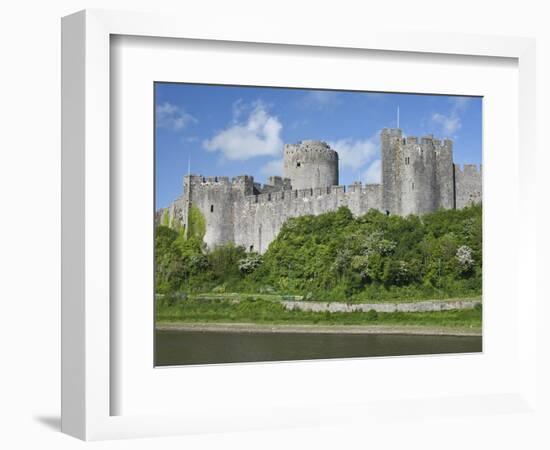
231,99,246,122
328,135,378,170
300,90,340,109
431,112,462,136
450,96,471,112
203,101,283,161
260,158,283,176
363,159,381,184
156,102,197,131
430,96,471,137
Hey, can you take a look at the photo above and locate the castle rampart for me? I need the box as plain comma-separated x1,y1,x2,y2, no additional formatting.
160,129,482,253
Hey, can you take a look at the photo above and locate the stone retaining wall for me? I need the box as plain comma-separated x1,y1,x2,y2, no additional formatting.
282,299,480,313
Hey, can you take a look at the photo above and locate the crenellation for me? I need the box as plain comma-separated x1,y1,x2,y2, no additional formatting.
163,129,481,253
347,183,362,193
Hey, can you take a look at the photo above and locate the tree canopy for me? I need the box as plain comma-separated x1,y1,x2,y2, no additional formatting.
155,204,482,301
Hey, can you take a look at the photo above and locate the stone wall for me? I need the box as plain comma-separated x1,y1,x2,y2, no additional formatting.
282,299,480,313
454,164,482,209
233,183,382,253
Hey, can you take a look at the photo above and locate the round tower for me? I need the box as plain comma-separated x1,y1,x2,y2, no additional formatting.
283,140,339,190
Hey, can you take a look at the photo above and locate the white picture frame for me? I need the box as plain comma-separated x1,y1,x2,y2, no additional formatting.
61,9,538,441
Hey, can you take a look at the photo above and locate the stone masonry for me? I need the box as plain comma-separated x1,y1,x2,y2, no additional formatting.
160,128,482,253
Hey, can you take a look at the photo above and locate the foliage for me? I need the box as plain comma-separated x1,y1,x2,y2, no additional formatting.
155,204,482,301
186,205,206,241
456,245,474,274
156,297,482,330
238,253,263,274
161,209,170,227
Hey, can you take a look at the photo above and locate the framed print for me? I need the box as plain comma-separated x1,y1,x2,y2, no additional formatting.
61,9,538,441
153,82,483,367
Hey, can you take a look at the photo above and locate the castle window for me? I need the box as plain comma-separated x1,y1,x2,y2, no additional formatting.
405,156,410,165
412,182,415,190
310,188,313,196
249,245,254,252
210,204,214,212
296,162,301,168
214,176,218,182
268,193,271,201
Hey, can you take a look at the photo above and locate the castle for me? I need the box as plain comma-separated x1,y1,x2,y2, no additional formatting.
159,128,482,253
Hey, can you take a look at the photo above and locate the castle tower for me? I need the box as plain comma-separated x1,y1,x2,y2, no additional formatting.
283,140,338,190
183,175,235,248
382,129,451,215
381,128,404,214
415,135,438,214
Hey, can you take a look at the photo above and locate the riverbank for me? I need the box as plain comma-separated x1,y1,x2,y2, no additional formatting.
156,295,482,331
156,321,482,337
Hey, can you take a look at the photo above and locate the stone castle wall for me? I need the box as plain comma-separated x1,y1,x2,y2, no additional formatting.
454,164,482,209
233,183,381,253
183,175,381,252
161,129,482,253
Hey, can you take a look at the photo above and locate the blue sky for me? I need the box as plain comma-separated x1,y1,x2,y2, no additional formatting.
155,83,482,208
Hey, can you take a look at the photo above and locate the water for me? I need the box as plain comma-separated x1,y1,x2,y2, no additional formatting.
155,329,482,366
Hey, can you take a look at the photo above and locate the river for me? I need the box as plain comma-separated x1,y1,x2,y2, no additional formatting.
155,329,482,366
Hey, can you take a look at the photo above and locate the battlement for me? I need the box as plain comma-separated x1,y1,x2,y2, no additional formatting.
185,174,254,187
381,128,403,137
244,182,382,206
284,141,338,160
381,129,453,152
185,174,231,185
454,163,482,175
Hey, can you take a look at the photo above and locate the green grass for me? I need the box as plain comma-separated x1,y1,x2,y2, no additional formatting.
156,297,482,330
164,291,481,305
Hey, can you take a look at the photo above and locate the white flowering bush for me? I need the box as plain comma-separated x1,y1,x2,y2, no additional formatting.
238,254,262,274
456,245,474,272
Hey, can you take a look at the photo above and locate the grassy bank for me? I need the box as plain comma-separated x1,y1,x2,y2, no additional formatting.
156,297,482,331
158,291,482,304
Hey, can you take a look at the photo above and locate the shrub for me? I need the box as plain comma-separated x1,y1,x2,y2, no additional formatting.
366,309,379,321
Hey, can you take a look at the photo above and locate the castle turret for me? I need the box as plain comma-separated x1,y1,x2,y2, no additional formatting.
183,175,236,248
381,128,404,214
283,140,338,190
382,129,454,215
